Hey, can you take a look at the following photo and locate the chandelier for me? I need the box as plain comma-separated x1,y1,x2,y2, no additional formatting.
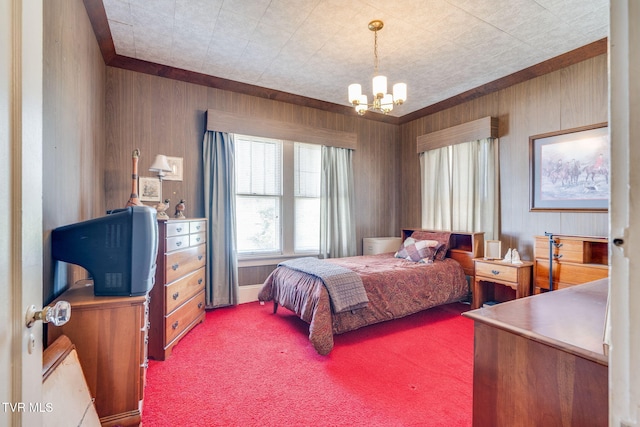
348,20,407,115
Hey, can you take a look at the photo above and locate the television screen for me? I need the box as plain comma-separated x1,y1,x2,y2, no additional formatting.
52,206,159,296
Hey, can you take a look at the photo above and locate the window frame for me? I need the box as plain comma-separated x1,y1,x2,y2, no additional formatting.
235,134,320,264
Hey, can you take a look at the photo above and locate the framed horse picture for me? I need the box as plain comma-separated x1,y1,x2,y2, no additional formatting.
529,123,609,211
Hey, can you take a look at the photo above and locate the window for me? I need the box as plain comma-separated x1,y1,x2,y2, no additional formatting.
235,134,321,257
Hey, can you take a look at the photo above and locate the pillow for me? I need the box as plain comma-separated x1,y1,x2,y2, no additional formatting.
407,231,452,261
419,243,445,264
394,237,440,262
419,243,443,264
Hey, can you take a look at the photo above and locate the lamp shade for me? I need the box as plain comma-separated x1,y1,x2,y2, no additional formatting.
372,75,387,98
355,95,368,115
348,84,362,104
393,83,407,104
381,94,394,113
149,154,172,178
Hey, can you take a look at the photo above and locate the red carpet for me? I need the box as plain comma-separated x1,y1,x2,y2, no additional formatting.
142,301,474,426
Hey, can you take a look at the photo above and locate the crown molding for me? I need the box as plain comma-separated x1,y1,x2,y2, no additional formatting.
83,0,607,126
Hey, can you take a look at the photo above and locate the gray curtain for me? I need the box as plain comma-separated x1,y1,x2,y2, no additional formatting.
320,146,356,258
203,130,238,308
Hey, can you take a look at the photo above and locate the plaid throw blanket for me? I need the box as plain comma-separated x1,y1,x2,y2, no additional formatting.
279,257,369,313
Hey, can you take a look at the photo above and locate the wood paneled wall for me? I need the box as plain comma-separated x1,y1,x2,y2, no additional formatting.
399,54,608,261
43,0,106,302
105,68,400,259
44,1,606,293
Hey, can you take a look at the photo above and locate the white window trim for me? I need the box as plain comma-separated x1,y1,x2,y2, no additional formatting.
236,137,321,264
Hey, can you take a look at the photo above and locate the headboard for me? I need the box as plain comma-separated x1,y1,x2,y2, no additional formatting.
401,229,484,276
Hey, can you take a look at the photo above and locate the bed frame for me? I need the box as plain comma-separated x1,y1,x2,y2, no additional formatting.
260,229,485,354
401,229,484,276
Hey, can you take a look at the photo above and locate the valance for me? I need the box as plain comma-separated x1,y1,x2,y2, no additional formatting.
206,109,357,150
417,116,498,153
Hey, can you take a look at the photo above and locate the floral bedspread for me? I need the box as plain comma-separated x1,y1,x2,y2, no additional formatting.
258,253,468,355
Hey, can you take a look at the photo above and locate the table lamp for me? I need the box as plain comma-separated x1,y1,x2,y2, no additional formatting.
149,154,172,181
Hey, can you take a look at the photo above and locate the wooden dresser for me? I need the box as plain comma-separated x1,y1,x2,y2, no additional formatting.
149,218,207,360
464,279,609,426
533,234,608,293
47,284,148,427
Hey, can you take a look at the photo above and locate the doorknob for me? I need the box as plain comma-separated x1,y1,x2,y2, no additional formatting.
25,300,71,328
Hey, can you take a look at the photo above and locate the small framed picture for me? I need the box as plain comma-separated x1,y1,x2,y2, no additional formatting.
164,156,183,181
139,177,161,202
484,240,502,260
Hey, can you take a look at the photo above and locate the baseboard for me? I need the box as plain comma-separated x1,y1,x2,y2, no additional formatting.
238,284,262,304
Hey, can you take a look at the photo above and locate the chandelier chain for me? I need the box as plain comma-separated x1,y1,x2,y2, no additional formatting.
373,29,379,75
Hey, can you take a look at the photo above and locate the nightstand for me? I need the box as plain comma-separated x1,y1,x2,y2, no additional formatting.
472,258,533,309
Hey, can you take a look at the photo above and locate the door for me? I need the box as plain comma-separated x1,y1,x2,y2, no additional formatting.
609,0,640,425
1,0,45,425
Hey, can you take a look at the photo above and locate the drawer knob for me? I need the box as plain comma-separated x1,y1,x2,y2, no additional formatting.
198,278,203,285
172,263,179,270
172,321,179,330
172,292,179,300
195,237,201,242
491,270,500,275
198,255,203,261
176,241,182,247
176,227,183,233
198,302,203,309
553,254,563,259
195,225,201,230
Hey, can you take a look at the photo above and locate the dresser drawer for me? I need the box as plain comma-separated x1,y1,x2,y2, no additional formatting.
535,238,585,263
534,260,609,290
534,235,608,265
167,235,190,252
190,232,206,247
166,221,189,237
165,290,205,345
475,261,518,283
165,244,206,284
165,267,205,314
189,220,206,234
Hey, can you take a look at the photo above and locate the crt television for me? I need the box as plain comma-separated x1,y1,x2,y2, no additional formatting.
52,206,159,296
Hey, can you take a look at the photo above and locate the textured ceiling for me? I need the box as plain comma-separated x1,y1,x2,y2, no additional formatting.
102,0,609,117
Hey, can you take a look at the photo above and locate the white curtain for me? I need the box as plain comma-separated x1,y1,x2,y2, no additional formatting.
203,130,239,307
420,138,499,240
320,146,356,258
420,146,452,231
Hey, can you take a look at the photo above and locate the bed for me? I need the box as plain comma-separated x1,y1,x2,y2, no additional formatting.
258,229,483,355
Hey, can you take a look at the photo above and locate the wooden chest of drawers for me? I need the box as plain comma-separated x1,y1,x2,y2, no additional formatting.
47,284,148,427
533,234,608,293
149,218,207,360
